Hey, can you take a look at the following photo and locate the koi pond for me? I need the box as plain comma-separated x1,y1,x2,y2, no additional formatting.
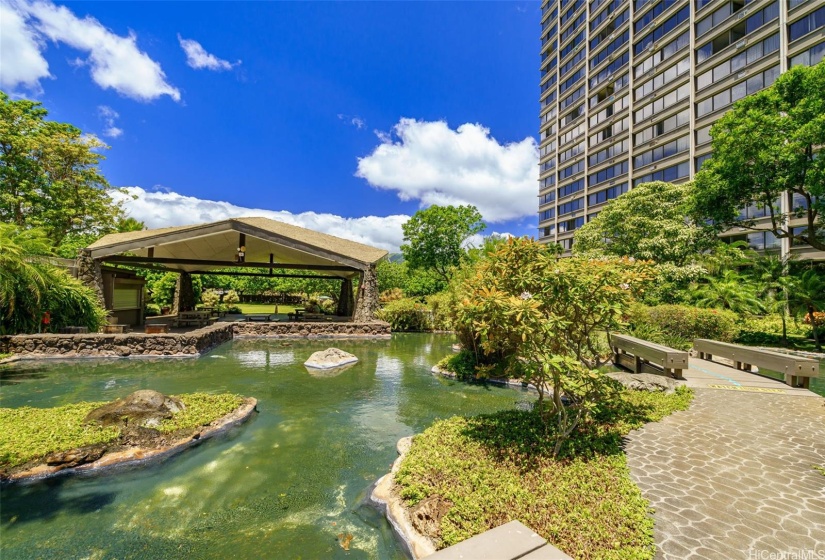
0,334,534,559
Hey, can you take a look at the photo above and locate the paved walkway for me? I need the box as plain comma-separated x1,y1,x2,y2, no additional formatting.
624,360,825,559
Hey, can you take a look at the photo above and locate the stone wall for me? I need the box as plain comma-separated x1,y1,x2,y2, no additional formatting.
0,324,234,358
234,321,391,338
0,321,391,359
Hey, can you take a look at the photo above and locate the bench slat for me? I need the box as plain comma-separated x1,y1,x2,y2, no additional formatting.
694,339,818,376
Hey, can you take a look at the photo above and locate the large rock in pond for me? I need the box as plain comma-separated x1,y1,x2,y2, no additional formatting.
304,348,358,370
606,372,679,393
84,390,185,428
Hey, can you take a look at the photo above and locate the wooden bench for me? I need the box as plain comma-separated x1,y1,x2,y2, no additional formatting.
612,333,689,379
101,324,128,334
694,339,819,388
174,311,211,328
144,324,170,334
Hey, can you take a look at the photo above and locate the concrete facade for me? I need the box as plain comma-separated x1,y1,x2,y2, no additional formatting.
538,0,825,259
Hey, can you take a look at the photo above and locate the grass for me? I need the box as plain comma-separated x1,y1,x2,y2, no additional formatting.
0,352,12,360
234,303,300,314
0,392,245,470
394,386,694,560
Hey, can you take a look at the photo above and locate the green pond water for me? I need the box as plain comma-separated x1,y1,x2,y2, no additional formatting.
0,334,535,560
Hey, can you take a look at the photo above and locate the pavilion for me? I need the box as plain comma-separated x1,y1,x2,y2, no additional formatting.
79,217,387,322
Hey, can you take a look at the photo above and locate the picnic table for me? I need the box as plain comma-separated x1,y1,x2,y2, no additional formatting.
287,308,305,321
174,311,214,328
246,313,273,322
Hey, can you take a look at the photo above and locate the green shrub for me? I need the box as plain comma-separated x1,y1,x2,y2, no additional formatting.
427,292,454,331
376,298,432,332
627,304,739,347
437,350,479,381
394,387,693,555
144,303,161,317
201,289,221,307
223,289,240,305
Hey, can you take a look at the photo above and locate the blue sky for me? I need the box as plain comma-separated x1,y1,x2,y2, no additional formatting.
1,0,541,251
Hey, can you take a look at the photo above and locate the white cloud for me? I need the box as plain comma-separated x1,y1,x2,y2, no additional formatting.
98,105,123,138
356,119,538,223
15,0,180,101
178,34,239,71
0,1,51,92
337,113,366,130
112,187,409,252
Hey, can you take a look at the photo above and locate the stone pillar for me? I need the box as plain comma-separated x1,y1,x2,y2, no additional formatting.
77,251,106,309
172,272,196,314
336,278,354,317
352,265,379,322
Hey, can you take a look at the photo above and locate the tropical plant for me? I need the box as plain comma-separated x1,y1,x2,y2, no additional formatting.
692,60,825,251
0,224,106,334
689,270,764,315
450,237,656,454
789,269,825,351
0,92,125,246
574,180,712,266
401,204,485,283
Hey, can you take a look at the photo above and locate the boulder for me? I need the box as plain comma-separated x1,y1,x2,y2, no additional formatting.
606,372,679,393
84,390,185,428
304,348,358,370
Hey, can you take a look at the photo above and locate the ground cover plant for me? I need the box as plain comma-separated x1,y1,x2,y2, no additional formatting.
0,392,244,471
395,386,693,559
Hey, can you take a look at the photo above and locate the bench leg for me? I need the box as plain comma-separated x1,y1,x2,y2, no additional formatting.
633,355,642,373
672,368,684,380
735,360,742,370
743,363,752,372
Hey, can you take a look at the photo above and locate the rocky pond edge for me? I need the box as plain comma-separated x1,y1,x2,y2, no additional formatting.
366,436,438,560
3,397,258,483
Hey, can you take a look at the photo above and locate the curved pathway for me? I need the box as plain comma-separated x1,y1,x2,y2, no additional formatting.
625,366,825,559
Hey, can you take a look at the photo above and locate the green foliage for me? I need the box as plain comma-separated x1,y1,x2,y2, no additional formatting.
437,350,479,382
627,304,739,350
376,259,409,293
157,393,244,433
376,298,432,332
574,181,711,266
788,269,825,351
426,291,454,331
689,270,764,315
401,205,485,283
0,92,125,246
223,289,240,305
0,224,106,334
451,237,656,454
0,393,245,469
395,387,693,556
144,303,161,317
0,402,119,468
201,289,221,307
692,60,825,251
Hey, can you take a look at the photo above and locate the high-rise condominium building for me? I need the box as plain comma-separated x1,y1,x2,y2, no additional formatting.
538,0,825,260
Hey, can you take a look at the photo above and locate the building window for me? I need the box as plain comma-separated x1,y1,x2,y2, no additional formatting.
589,161,628,187
590,138,629,166
591,30,629,69
588,182,629,205
634,161,689,185
634,6,689,56
696,34,780,90
634,56,689,101
558,197,585,216
696,65,780,118
635,109,689,144
789,5,825,42
635,30,689,79
790,40,825,67
634,135,689,168
558,178,585,199
634,83,689,123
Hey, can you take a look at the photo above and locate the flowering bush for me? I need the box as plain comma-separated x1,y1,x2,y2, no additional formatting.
449,237,656,454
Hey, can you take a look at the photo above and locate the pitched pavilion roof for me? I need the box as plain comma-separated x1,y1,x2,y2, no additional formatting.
85,217,388,275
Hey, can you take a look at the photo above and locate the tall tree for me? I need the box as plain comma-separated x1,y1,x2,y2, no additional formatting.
401,204,485,283
0,92,124,246
573,181,711,266
692,61,825,251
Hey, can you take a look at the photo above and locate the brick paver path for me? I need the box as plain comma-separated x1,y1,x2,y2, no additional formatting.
625,388,825,559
